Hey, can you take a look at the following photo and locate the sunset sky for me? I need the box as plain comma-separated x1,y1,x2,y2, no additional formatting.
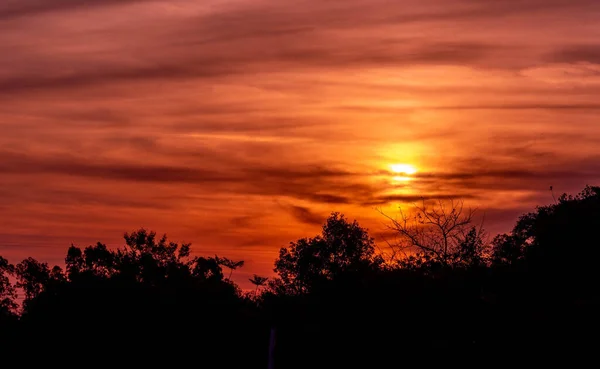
1,0,600,288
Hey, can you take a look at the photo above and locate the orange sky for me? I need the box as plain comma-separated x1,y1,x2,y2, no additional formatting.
1,0,600,289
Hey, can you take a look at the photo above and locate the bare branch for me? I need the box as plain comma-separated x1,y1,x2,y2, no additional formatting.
379,198,484,267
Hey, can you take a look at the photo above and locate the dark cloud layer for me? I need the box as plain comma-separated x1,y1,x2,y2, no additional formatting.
285,205,324,226
548,44,600,64
0,42,509,96
5,0,599,96
0,0,148,20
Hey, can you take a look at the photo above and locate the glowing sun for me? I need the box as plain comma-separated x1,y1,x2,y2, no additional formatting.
390,163,417,175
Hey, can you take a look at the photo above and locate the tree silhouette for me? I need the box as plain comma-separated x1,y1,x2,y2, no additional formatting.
453,227,488,268
62,229,229,287
273,212,383,294
217,257,245,280
491,186,600,291
0,257,16,315
380,199,487,268
249,274,268,296
2,187,600,366
15,258,64,307
10,229,259,366
192,256,225,282
490,233,526,266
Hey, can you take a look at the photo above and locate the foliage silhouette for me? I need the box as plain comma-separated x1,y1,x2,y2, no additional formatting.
6,229,267,366
217,256,245,279
272,212,383,294
0,186,599,366
249,274,269,296
0,256,17,315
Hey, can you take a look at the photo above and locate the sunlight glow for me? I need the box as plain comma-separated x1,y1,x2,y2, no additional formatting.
390,164,417,175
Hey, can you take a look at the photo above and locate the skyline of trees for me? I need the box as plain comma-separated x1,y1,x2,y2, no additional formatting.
0,185,598,366
2,186,599,313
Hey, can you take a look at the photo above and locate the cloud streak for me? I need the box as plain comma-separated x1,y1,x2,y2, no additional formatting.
285,205,324,226
1,0,600,289
0,0,148,20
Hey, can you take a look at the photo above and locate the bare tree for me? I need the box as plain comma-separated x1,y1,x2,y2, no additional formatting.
248,274,269,296
379,199,486,267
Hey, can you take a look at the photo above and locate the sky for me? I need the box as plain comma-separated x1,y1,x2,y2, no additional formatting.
1,0,600,288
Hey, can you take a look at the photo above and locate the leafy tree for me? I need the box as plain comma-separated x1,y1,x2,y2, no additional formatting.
114,229,192,284
65,229,201,285
10,229,259,366
491,186,600,266
192,256,225,282
490,233,527,266
16,229,243,322
65,244,85,278
491,186,600,295
273,212,382,293
15,258,64,307
453,227,488,268
0,257,16,314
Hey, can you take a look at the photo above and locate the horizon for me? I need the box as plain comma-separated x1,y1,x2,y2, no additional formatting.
2,0,600,290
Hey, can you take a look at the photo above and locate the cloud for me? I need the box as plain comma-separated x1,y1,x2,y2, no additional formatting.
3,142,598,211
0,150,367,204
343,103,600,112
362,193,478,206
0,63,232,95
229,215,261,228
521,62,600,85
0,0,148,20
428,103,600,110
0,185,173,211
4,0,578,96
548,45,600,64
4,0,596,24
412,156,600,194
0,150,232,183
0,42,507,96
285,205,324,226
2,0,600,289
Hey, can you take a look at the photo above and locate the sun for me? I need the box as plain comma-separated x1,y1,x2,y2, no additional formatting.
390,163,417,175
